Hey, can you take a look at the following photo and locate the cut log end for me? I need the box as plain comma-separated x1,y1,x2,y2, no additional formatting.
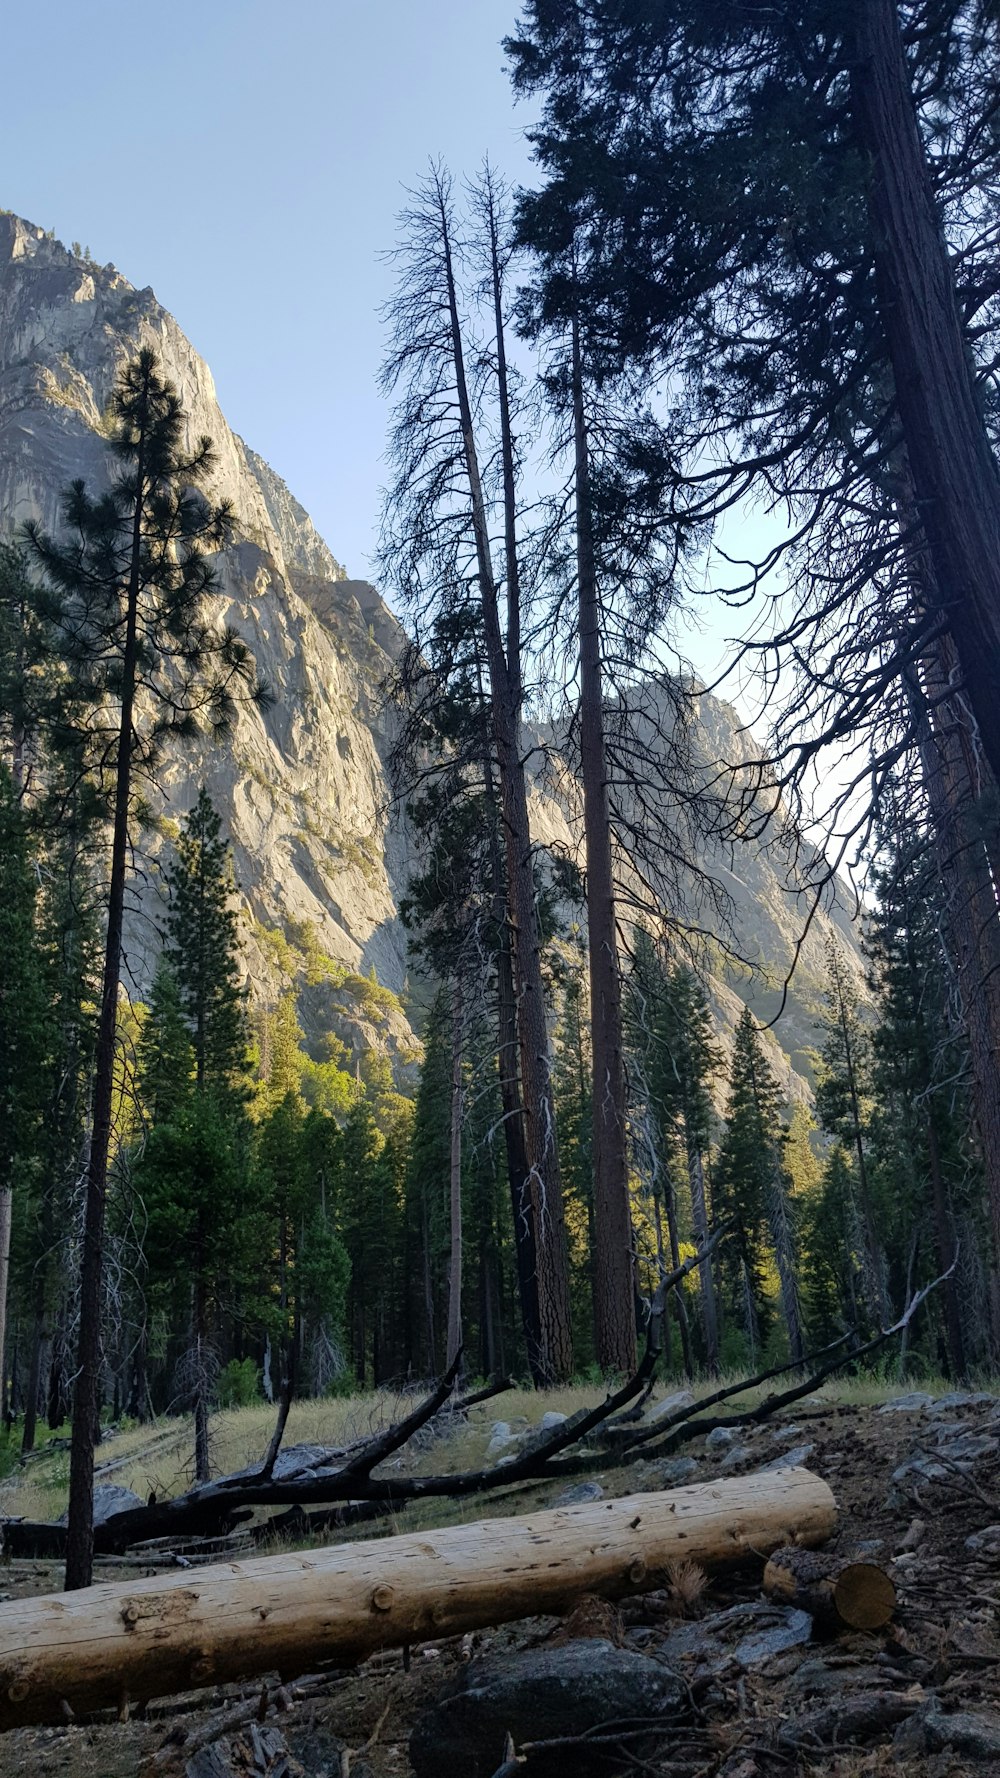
763,1545,895,1630
830,1562,896,1630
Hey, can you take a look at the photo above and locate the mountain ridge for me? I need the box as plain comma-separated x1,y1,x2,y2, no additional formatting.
0,211,860,1094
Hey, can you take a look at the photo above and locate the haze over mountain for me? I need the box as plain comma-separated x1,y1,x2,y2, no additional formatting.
0,212,860,1090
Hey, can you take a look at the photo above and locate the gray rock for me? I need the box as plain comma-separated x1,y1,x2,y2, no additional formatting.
486,1421,515,1455
779,1691,918,1751
770,1422,804,1442
706,1425,737,1449
934,1430,999,1463
878,1391,933,1413
553,1480,604,1506
409,1640,685,1776
926,1391,995,1413
659,1456,699,1487
890,1453,951,1487
658,1603,812,1675
761,1443,815,1472
539,1410,568,1432
895,1702,1000,1761
720,1442,756,1471
58,1483,144,1526
966,1524,1000,1555
647,1388,695,1421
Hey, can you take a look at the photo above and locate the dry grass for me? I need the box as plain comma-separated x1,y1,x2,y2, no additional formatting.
0,1368,959,1527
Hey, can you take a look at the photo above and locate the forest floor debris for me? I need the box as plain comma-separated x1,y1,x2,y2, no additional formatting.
3,1383,1000,1775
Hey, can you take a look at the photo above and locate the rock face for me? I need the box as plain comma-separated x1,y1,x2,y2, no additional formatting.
0,213,864,1085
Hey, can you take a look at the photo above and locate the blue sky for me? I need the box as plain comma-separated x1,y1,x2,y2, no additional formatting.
2,0,534,579
2,0,772,700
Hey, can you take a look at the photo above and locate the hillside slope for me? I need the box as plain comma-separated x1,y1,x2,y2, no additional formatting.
0,213,860,1090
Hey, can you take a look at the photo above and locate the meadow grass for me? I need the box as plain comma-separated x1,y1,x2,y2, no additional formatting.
0,1366,963,1526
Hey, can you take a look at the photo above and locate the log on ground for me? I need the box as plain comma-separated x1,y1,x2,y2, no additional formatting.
763,1543,896,1629
0,1467,836,1730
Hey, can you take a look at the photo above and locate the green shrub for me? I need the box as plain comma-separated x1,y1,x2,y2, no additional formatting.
217,1358,261,1408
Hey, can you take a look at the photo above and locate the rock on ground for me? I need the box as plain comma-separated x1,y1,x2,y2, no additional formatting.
409,1639,685,1777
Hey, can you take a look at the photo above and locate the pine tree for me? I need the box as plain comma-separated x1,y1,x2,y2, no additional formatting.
164,788,250,1098
815,939,887,1325
715,1009,804,1364
144,789,253,1477
138,961,194,1125
27,351,264,1587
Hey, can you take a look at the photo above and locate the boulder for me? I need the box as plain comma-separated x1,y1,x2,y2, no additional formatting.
57,1484,144,1526
705,1425,737,1449
553,1480,604,1507
761,1443,815,1472
878,1392,933,1413
965,1525,1000,1556
895,1702,1000,1761
659,1456,699,1487
647,1388,695,1421
409,1639,686,1777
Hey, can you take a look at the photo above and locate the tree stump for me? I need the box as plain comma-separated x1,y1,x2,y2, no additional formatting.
762,1545,895,1630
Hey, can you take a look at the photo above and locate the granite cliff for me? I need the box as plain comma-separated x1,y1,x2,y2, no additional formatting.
0,213,860,1091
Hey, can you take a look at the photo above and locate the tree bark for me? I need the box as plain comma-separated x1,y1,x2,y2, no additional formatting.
64,425,145,1593
446,980,464,1372
572,315,636,1377
688,1144,719,1374
439,188,573,1381
763,1544,895,1630
0,1187,12,1431
0,1472,837,1727
849,0,1000,788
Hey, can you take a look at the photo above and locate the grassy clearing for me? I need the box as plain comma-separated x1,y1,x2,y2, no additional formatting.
0,1367,962,1528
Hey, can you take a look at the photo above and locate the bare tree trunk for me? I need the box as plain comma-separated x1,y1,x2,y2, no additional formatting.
688,1144,719,1374
660,1173,693,1380
0,1186,12,1427
446,981,464,1372
438,186,573,1381
925,1114,966,1379
571,315,636,1377
485,735,543,1379
64,428,145,1593
21,1278,49,1457
850,0,1000,787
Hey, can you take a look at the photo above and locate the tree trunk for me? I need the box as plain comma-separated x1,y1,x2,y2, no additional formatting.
572,315,636,1378
486,748,544,1379
850,0,1000,788
64,427,145,1593
446,981,464,1372
0,1472,837,1727
20,1281,50,1458
688,1144,719,1374
439,190,573,1381
925,1114,966,1380
0,1186,12,1428
660,1173,694,1380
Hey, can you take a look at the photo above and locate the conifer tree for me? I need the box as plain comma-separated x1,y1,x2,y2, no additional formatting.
715,1008,804,1363
815,940,887,1324
28,352,264,1587
137,789,254,1477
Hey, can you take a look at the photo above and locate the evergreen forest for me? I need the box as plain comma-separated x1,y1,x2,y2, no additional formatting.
3,0,1000,1628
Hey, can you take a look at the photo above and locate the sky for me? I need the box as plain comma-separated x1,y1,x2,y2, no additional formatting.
1,0,774,708
1,0,536,580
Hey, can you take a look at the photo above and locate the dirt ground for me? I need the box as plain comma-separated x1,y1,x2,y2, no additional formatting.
3,1395,999,1777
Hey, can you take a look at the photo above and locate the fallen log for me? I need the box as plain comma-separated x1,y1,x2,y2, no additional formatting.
762,1544,896,1630
0,1467,835,1729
